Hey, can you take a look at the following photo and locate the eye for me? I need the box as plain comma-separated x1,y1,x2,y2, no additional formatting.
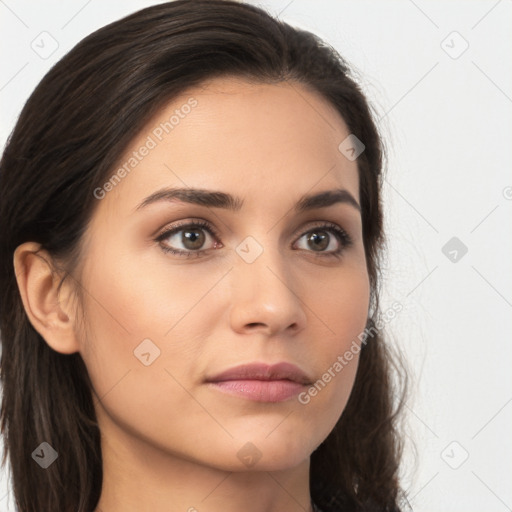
155,219,353,260
293,222,353,259
156,220,221,258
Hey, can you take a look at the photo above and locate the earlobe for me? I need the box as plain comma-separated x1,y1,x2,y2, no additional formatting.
13,242,81,354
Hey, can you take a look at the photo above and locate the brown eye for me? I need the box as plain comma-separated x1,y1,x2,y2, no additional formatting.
180,227,206,250
304,230,331,251
294,222,353,258
156,220,221,257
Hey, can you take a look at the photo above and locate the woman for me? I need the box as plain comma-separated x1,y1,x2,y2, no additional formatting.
0,1,409,511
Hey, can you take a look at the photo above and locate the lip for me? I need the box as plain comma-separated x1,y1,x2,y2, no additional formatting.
205,362,312,403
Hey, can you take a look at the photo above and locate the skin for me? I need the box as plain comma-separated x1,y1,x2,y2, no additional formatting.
14,77,370,512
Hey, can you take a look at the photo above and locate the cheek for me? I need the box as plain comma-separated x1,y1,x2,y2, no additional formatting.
76,248,225,405
78,242,216,345
296,264,369,429
312,260,370,354
76,256,215,451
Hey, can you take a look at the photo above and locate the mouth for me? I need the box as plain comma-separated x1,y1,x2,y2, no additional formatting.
205,362,313,403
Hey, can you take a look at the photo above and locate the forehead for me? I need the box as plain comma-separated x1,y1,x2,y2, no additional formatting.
98,76,360,216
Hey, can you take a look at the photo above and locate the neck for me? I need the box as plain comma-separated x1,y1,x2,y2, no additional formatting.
94,415,314,512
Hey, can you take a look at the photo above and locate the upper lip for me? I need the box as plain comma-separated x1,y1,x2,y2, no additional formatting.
206,362,312,385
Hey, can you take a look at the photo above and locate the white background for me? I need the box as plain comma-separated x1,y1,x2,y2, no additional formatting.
1,1,511,511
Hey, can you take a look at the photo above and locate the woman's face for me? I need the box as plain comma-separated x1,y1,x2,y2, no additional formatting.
77,76,370,472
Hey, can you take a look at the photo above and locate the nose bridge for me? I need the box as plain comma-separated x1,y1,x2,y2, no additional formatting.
229,234,306,335
235,232,289,287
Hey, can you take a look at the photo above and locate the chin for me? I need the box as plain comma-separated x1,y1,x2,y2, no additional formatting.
228,430,318,472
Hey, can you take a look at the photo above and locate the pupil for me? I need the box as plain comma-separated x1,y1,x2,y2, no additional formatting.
183,229,204,249
309,231,328,251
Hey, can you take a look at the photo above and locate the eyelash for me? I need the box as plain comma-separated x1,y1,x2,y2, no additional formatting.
155,219,353,260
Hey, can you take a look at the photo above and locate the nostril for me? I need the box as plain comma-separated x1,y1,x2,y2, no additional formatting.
247,322,266,328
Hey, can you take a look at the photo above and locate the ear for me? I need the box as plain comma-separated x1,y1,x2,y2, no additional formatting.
13,242,81,354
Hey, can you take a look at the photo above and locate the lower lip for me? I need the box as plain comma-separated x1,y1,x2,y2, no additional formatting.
207,379,306,402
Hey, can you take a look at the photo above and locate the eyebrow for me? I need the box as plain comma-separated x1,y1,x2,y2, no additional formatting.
135,187,361,213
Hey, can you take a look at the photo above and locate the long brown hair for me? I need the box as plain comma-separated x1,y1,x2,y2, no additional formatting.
0,1,408,510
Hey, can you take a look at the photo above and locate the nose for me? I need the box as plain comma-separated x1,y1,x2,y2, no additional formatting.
229,243,307,337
